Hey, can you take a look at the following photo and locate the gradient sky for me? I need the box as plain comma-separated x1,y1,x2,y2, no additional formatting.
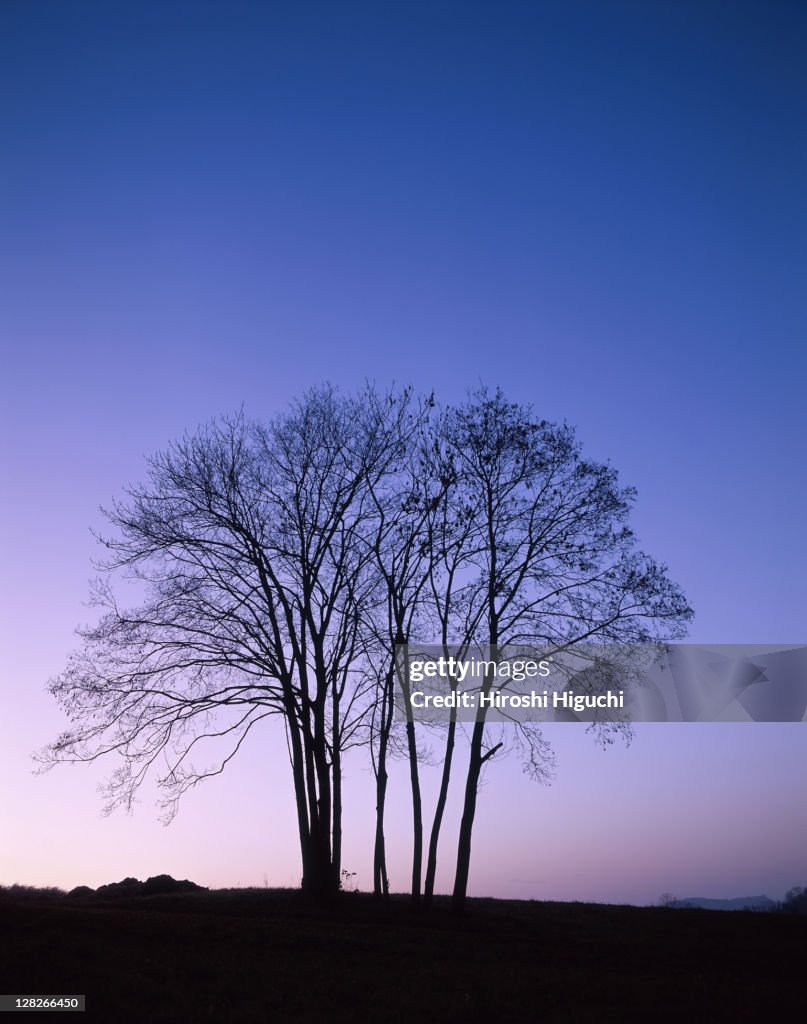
1,0,805,905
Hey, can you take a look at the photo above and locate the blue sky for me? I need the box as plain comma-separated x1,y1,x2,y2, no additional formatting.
1,0,805,902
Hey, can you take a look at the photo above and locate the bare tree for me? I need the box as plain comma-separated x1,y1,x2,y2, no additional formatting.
362,392,445,902
39,384,691,909
39,387,407,901
419,436,483,907
434,389,693,912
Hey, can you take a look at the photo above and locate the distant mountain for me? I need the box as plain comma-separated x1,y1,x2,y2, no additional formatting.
672,895,775,912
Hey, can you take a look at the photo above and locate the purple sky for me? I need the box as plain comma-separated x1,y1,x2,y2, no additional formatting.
1,0,805,904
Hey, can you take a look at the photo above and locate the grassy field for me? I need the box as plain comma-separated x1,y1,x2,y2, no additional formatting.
0,886,803,1022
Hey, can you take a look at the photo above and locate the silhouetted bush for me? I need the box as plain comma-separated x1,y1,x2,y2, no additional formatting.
141,874,205,895
0,884,65,900
95,877,143,897
94,875,205,897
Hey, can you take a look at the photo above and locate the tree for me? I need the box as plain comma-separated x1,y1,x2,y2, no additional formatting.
433,389,692,911
39,387,410,901
359,391,439,901
39,383,691,909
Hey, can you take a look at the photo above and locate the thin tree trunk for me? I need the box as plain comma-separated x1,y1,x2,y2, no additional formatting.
423,715,456,905
406,718,423,905
331,744,342,892
394,641,423,905
331,677,343,894
451,719,484,911
373,666,394,898
452,632,499,913
373,767,389,897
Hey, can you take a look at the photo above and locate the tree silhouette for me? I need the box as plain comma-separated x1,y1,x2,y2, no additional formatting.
39,383,691,908
40,387,411,900
434,390,692,911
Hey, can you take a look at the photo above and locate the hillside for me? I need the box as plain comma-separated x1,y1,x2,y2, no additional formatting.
0,887,803,1022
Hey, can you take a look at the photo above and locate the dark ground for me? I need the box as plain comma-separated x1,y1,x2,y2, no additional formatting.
0,887,803,1022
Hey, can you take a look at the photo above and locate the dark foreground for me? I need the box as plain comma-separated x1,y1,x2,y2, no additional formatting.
0,887,803,1022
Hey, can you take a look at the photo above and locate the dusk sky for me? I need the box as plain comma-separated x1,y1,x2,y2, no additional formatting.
1,1,805,906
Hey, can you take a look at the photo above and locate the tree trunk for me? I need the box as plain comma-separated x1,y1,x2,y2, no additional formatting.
286,707,312,889
451,634,498,913
373,666,394,898
312,700,334,895
451,719,485,911
406,718,423,905
423,716,456,906
395,642,423,905
331,747,342,892
373,754,389,898
298,688,337,901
